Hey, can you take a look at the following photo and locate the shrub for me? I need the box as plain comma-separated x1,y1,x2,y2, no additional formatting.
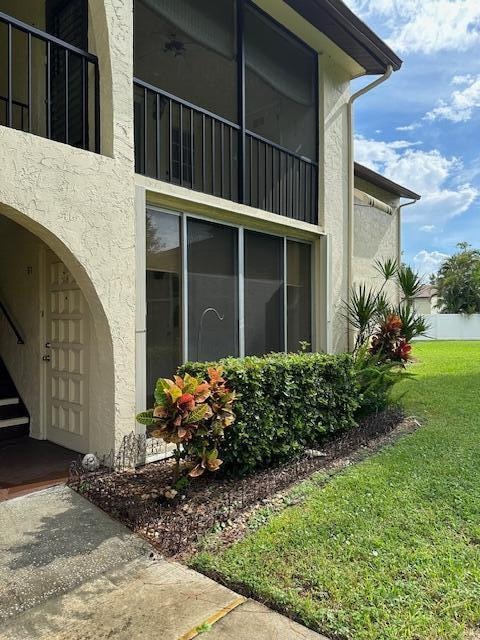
137,368,236,479
178,352,358,476
353,344,413,417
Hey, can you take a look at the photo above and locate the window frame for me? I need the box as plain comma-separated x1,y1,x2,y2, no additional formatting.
146,205,315,372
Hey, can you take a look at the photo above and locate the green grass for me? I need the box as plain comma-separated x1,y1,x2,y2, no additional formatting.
192,342,480,639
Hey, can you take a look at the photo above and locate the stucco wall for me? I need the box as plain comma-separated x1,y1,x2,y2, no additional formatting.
0,0,136,454
0,0,366,453
353,176,401,304
320,56,351,353
413,298,434,316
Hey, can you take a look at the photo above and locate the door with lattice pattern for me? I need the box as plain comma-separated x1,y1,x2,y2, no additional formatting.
44,252,89,452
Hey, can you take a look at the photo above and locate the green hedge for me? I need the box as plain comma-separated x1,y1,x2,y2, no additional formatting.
178,352,359,476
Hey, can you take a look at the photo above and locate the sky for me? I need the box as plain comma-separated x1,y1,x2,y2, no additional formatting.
343,0,480,277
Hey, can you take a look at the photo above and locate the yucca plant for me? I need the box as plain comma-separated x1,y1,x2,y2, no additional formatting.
374,257,398,283
397,264,424,302
343,283,380,350
344,259,428,354
394,302,429,342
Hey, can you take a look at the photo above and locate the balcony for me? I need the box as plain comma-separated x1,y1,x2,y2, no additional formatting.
134,80,317,225
134,0,318,226
0,8,99,153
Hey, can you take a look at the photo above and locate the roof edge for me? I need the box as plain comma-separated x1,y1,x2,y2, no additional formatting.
354,163,421,200
285,0,402,75
323,0,402,73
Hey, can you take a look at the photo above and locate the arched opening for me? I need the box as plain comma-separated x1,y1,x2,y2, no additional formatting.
0,206,115,498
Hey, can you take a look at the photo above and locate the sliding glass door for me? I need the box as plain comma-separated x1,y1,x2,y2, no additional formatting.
244,231,284,355
146,210,182,406
187,219,239,361
145,209,313,400
287,240,312,351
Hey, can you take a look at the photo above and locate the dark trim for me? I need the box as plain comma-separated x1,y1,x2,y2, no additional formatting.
237,0,246,204
354,163,421,200
284,0,402,74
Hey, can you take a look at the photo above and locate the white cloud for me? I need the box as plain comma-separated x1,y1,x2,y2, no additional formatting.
413,250,449,277
452,74,475,86
355,135,479,224
396,123,421,132
420,225,436,232
425,75,480,123
344,0,480,54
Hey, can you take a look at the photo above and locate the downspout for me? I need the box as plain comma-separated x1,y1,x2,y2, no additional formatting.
347,65,393,349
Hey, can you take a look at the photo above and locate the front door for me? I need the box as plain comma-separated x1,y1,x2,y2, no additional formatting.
44,252,89,452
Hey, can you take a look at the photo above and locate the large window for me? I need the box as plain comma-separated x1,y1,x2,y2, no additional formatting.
146,209,313,399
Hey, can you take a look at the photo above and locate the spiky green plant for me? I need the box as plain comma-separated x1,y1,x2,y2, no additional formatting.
397,264,424,302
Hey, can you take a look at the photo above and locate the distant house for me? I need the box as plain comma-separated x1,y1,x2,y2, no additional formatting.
353,163,421,302
412,285,439,315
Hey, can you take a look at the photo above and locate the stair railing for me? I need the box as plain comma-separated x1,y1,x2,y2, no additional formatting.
0,296,24,345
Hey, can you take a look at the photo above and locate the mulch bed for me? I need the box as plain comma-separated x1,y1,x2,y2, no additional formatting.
69,407,417,559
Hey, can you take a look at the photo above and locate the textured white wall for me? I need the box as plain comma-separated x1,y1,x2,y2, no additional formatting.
413,298,435,316
0,0,135,454
353,176,401,304
320,56,351,353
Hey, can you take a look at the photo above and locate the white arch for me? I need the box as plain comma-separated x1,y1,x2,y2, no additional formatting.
0,204,116,453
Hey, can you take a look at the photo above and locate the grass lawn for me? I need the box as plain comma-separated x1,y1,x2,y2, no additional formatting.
192,342,480,640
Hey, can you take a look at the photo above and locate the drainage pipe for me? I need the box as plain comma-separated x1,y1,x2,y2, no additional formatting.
347,65,393,349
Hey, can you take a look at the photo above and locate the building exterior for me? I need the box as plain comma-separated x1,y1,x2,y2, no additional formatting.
412,285,439,315
0,0,414,458
353,162,421,301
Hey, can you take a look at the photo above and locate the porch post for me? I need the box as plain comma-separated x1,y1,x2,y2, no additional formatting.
237,0,246,204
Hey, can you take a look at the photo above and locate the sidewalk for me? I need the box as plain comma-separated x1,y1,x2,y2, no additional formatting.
1,486,327,640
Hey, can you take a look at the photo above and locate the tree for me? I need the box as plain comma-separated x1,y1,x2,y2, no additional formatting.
435,243,480,314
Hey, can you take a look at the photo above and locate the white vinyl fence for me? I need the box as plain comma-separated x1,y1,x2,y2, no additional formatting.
416,314,480,341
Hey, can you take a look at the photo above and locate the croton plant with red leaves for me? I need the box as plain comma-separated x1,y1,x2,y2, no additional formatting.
369,313,413,364
137,368,236,479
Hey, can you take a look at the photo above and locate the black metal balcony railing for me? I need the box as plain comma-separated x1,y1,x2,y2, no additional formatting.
134,79,318,225
134,79,240,203
0,11,99,153
245,132,317,224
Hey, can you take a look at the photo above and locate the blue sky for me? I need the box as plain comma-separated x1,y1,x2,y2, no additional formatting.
344,0,480,277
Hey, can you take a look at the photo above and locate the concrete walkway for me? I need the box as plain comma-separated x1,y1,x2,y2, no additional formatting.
1,485,327,640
